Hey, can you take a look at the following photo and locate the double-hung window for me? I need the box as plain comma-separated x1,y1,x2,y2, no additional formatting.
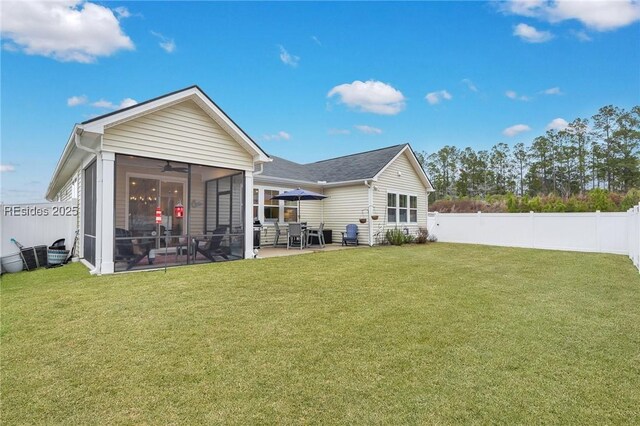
399,195,408,222
409,196,418,222
283,200,298,222
264,189,280,221
387,193,397,223
253,188,259,221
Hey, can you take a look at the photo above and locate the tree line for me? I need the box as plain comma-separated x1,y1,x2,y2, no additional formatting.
417,105,640,209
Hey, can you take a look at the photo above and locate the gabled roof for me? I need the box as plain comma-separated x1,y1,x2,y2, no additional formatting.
80,85,270,161
260,144,434,190
46,85,270,200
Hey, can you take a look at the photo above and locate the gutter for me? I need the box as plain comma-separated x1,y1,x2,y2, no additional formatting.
74,127,97,154
364,180,374,246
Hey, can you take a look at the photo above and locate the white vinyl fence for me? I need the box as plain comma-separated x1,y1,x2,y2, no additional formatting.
427,205,640,273
0,202,78,258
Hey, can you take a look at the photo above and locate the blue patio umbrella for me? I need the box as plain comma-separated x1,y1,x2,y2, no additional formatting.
270,188,327,221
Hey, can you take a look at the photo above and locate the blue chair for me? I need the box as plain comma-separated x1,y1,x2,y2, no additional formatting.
341,224,359,246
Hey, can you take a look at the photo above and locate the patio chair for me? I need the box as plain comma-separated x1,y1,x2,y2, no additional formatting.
306,223,325,248
273,222,284,247
341,224,359,246
194,226,229,261
287,223,304,250
114,228,153,270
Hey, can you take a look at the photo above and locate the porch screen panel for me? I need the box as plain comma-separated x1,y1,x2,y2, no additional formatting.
231,173,244,229
218,177,231,228
205,180,217,232
83,160,97,266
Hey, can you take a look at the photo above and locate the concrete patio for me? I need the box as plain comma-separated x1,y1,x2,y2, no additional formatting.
256,244,363,258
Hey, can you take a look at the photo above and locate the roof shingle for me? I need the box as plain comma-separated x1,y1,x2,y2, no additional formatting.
260,144,407,183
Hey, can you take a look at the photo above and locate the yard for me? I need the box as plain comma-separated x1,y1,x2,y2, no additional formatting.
1,243,639,424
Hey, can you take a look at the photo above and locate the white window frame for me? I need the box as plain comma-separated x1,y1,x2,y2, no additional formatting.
387,191,418,224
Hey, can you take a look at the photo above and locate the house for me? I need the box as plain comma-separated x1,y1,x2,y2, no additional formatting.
46,86,434,274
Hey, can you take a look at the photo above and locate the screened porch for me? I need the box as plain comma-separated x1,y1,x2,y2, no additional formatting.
113,154,245,272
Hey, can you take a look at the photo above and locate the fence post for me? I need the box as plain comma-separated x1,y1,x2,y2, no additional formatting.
595,210,601,253
530,211,535,248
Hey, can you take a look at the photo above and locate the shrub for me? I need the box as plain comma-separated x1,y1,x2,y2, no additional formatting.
386,228,406,246
588,188,616,212
415,228,429,244
427,233,438,242
622,188,640,210
385,228,416,245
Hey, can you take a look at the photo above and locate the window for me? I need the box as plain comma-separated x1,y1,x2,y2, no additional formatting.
388,192,418,223
399,194,408,223
264,189,279,221
253,188,259,221
409,196,418,223
283,199,298,222
387,193,397,223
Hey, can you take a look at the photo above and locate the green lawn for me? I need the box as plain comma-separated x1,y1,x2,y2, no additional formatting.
2,243,639,424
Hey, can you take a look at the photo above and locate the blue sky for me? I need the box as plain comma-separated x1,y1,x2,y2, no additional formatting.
2,1,639,203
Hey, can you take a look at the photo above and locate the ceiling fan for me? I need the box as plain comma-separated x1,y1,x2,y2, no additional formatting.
161,161,188,173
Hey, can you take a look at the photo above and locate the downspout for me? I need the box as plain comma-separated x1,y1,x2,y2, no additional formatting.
75,127,101,275
254,162,264,176
364,180,373,246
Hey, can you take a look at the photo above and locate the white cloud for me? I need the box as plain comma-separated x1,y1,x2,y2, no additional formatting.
113,6,131,19
542,87,562,95
327,80,406,115
513,23,554,43
92,98,137,110
501,0,640,31
311,35,322,46
278,45,299,67
425,90,453,105
503,124,532,137
263,131,291,141
119,98,138,108
461,78,478,92
0,164,16,173
67,95,88,107
151,31,176,53
505,90,531,101
0,1,134,63
328,128,351,135
546,117,569,130
354,125,382,135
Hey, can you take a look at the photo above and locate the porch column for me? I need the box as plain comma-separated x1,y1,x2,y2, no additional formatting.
99,151,115,274
244,170,254,259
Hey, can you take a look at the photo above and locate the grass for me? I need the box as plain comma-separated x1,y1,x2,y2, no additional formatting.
1,243,639,424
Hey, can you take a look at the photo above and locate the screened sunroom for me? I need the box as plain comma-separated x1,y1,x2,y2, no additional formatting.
113,155,246,272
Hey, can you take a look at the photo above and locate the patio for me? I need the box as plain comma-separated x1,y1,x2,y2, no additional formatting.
256,244,362,258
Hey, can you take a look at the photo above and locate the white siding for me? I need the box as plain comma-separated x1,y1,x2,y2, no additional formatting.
103,100,254,171
373,151,429,238
323,185,369,245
